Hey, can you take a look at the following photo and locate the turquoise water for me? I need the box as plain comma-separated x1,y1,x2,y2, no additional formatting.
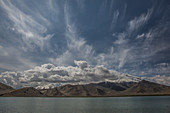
0,96,170,113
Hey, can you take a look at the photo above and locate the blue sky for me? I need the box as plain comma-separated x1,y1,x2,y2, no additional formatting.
0,0,170,85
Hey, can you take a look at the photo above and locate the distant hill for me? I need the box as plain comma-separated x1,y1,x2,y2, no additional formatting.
2,87,44,97
41,84,119,97
40,80,170,97
1,80,170,97
0,82,15,95
123,80,170,96
94,81,137,91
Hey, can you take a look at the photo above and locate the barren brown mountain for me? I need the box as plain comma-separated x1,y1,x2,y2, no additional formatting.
2,87,44,97
0,82,14,95
123,80,170,96
41,84,119,97
1,80,170,97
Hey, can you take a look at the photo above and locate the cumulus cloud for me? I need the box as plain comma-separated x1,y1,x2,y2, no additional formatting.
0,61,140,89
74,60,88,70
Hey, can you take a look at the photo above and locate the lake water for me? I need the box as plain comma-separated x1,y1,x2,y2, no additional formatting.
0,96,170,113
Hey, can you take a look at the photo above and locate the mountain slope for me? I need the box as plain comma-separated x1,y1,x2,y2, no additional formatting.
41,84,119,97
2,87,44,97
124,80,170,95
95,81,137,91
0,82,15,95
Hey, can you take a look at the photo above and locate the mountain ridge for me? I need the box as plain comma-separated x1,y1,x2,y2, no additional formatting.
0,82,15,95
1,80,170,97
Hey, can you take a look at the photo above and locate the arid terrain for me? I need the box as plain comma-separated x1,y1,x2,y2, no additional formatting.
1,80,170,97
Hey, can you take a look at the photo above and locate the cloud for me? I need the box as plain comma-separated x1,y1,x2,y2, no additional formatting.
114,33,126,45
0,61,140,89
74,60,88,70
0,45,8,56
110,10,119,30
0,0,170,78
113,8,153,43
0,45,37,71
107,9,153,69
0,0,58,72
128,14,170,70
142,22,170,57
136,33,145,39
49,1,95,66
48,0,134,71
127,9,153,35
0,0,54,51
153,63,170,75
109,4,170,75
142,75,170,86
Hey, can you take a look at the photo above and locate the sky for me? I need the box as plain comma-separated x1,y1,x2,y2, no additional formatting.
0,0,170,88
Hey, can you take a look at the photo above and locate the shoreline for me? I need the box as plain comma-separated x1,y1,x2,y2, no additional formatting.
1,94,170,98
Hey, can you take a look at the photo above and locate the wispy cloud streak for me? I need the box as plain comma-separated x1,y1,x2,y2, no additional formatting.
50,1,95,66
0,0,54,51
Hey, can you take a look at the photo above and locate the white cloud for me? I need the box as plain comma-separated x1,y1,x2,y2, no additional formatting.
0,0,155,73
127,9,153,35
0,0,54,51
109,9,153,69
0,45,37,71
142,75,170,86
110,10,119,30
118,49,130,68
0,0,58,72
49,1,95,66
0,0,169,78
113,8,153,44
74,60,88,70
141,21,170,58
114,33,126,45
136,33,145,39
0,61,140,89
154,63,170,74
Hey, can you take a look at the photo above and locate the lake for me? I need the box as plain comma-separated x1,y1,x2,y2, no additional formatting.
0,96,170,113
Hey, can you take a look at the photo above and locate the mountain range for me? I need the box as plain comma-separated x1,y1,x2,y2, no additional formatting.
1,80,170,97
